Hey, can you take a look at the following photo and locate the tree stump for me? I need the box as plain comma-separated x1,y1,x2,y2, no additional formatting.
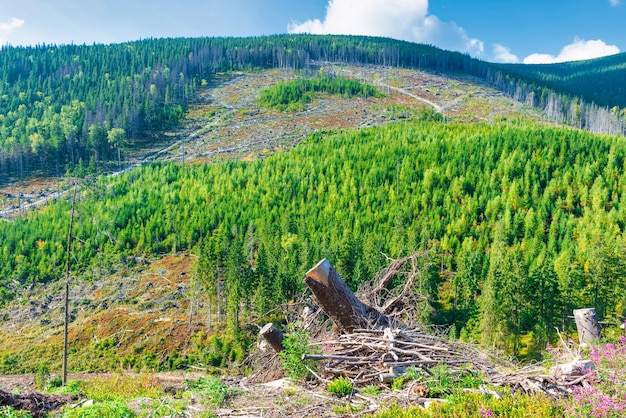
573,308,601,344
259,323,285,353
304,258,388,333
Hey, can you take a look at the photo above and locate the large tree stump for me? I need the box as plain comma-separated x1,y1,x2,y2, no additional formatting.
304,258,388,333
573,308,601,344
259,323,285,353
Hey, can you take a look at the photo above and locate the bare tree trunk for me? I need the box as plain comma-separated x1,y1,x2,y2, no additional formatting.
62,186,77,386
260,323,285,353
304,259,388,333
573,308,601,344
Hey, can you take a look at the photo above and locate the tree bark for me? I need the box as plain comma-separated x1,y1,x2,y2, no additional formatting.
304,258,388,333
260,323,285,353
573,308,601,344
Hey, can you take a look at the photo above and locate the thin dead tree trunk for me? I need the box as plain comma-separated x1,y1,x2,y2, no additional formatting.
62,186,77,386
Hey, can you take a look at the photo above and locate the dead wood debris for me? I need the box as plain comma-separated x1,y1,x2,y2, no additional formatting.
248,253,595,401
0,389,78,417
305,327,590,400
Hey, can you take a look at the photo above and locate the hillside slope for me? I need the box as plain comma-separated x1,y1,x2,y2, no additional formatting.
498,52,626,108
1,34,624,185
1,119,625,372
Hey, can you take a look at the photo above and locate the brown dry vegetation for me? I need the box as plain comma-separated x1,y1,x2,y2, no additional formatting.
0,253,205,374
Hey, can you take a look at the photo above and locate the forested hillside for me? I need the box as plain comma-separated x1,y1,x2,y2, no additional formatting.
1,34,625,184
499,52,626,108
2,120,625,366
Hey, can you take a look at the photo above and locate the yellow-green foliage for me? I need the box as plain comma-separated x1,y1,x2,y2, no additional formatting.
184,376,237,408
327,376,353,397
60,400,135,418
78,373,163,402
369,392,562,417
0,406,32,418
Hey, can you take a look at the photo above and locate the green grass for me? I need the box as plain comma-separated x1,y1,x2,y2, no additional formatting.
184,376,237,408
60,400,135,418
368,392,562,417
0,406,32,418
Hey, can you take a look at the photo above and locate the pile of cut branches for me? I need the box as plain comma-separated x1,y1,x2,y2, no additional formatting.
306,327,496,385
251,253,597,401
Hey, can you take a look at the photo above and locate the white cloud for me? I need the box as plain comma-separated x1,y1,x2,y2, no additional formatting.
0,17,24,33
0,17,25,46
523,38,620,64
287,0,484,57
610,0,621,6
492,44,519,63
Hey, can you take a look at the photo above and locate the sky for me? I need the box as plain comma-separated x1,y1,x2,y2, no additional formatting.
0,0,624,64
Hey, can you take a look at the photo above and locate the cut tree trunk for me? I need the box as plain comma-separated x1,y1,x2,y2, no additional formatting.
304,258,388,333
259,323,285,353
573,308,601,344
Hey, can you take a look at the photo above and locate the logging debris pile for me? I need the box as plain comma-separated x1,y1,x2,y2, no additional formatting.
249,254,599,401
305,327,595,400
0,390,77,417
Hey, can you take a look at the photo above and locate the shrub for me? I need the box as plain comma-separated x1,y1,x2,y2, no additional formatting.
185,376,236,407
278,328,318,380
33,364,50,390
361,385,381,397
0,406,32,418
391,377,404,391
327,376,353,397
564,336,626,417
60,400,134,418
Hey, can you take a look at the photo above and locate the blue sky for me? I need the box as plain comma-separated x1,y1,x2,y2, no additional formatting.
0,0,624,64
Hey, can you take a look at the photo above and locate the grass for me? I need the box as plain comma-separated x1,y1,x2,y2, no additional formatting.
60,400,135,418
22,332,624,417
368,392,562,418
76,373,163,402
51,373,236,417
184,376,237,408
0,406,32,418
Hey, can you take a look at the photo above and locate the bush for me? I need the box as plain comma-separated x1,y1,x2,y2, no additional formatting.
185,376,236,407
33,364,50,390
327,376,353,397
361,385,381,397
278,328,318,380
60,400,135,418
0,406,32,418
564,336,626,417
